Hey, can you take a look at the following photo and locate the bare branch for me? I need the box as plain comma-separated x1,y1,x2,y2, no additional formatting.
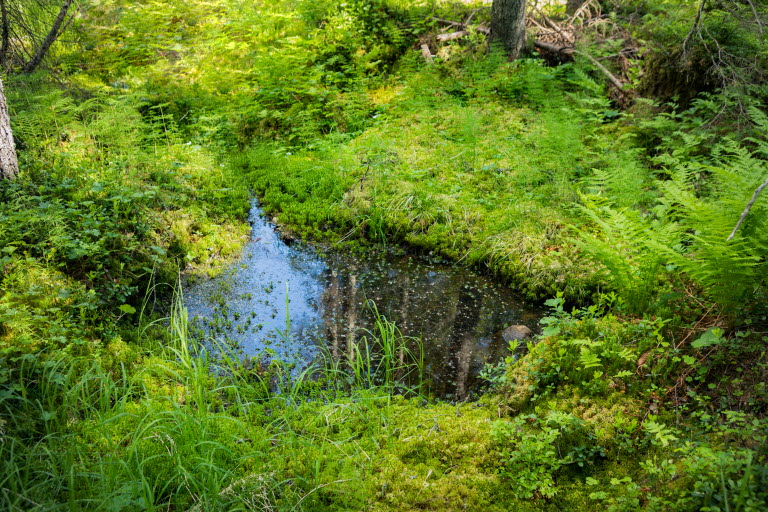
533,41,627,94
727,177,768,241
430,16,489,35
683,0,706,55
532,7,575,44
23,0,73,73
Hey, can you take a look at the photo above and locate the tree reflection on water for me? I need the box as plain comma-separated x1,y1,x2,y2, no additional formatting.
186,203,541,399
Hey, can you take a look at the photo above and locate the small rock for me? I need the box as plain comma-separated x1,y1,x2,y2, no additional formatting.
501,325,533,342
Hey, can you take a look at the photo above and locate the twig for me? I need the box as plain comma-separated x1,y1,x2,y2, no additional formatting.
571,0,600,23
727,176,768,241
674,303,717,350
597,48,637,60
528,17,546,30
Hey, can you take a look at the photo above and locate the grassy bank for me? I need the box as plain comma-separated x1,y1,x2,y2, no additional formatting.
1,0,767,509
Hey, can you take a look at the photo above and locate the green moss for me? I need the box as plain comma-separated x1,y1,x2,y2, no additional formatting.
1,1,766,510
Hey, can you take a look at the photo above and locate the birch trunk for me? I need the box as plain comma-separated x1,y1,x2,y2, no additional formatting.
0,77,18,180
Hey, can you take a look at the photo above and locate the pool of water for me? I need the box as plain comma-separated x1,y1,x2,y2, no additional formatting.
184,203,542,399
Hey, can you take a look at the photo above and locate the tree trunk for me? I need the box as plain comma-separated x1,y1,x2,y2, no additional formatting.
0,0,9,68
0,77,18,180
23,0,72,74
566,0,585,16
490,0,527,60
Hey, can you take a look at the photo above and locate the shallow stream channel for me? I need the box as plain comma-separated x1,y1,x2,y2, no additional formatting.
185,203,543,399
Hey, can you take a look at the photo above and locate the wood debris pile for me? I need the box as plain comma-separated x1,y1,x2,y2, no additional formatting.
422,1,640,102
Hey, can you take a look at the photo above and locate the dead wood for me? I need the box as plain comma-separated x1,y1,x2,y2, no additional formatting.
534,40,574,56
533,40,627,94
727,176,768,241
431,17,489,35
436,31,470,42
532,7,575,44
420,43,434,63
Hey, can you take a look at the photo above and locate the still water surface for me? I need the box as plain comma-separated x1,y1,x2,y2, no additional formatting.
185,203,541,399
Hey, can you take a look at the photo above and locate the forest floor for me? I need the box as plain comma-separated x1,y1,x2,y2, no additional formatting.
0,0,766,510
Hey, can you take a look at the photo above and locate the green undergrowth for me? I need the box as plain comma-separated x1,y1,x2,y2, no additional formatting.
234,55,634,300
2,0,768,509
2,297,766,510
488,297,768,510
236,61,768,317
1,74,250,357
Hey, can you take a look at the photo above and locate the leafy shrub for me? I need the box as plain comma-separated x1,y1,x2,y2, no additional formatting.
492,411,604,498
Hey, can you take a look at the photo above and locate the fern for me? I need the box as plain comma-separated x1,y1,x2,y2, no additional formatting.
574,110,768,316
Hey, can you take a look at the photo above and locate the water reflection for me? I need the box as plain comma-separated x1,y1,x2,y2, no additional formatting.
185,203,541,399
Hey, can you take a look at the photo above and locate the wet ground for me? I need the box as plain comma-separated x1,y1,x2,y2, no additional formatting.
185,203,542,399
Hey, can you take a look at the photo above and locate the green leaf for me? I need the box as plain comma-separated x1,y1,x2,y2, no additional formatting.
119,304,136,315
544,297,564,309
691,328,725,349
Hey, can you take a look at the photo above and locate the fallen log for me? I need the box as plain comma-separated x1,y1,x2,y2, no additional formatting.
534,40,574,55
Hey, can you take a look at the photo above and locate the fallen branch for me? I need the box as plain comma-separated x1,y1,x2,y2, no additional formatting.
465,8,480,26
533,40,626,93
533,7,575,44
574,49,626,92
431,17,465,29
528,16,548,32
534,40,574,55
436,30,470,42
727,176,768,241
431,17,489,35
